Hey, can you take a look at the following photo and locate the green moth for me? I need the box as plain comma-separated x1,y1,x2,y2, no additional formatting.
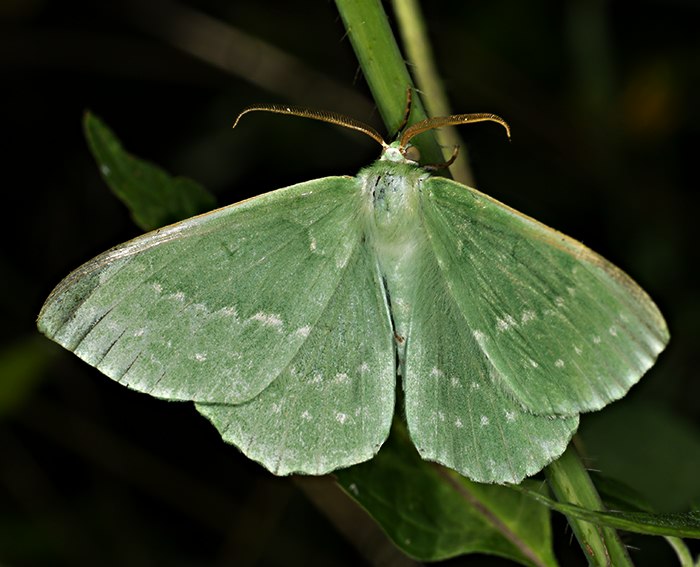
37,104,669,484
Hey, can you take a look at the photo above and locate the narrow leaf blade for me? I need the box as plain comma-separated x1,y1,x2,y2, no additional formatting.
515,484,700,538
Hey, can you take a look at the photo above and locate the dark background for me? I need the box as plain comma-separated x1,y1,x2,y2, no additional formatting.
1,1,698,565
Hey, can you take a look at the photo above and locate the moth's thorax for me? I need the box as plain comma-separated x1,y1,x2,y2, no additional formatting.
361,161,426,257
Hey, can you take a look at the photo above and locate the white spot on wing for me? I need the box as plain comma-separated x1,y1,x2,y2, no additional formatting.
101,164,111,175
593,336,602,344
134,328,145,337
575,346,583,355
295,325,311,338
521,310,536,324
529,358,539,368
609,326,618,336
271,403,282,414
301,410,312,420
359,362,369,373
496,314,517,332
450,376,460,387
480,415,490,426
252,312,283,327
470,381,480,390
194,353,207,362
505,410,516,422
430,367,443,377
152,283,162,294
555,359,564,368
310,237,317,252
455,418,464,428
335,372,349,384
554,296,565,307
336,412,348,425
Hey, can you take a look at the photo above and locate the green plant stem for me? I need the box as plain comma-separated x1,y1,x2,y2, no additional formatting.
334,0,444,165
391,0,473,185
544,442,633,566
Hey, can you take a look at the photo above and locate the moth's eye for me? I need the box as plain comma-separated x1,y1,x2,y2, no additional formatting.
403,145,421,163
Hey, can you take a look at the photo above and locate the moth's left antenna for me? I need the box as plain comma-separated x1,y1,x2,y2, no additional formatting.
233,104,387,148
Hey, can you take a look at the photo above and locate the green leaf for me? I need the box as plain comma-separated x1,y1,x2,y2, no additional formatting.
336,422,558,566
515,484,700,538
84,112,216,231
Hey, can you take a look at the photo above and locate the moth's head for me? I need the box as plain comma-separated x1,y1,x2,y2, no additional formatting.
379,140,420,165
